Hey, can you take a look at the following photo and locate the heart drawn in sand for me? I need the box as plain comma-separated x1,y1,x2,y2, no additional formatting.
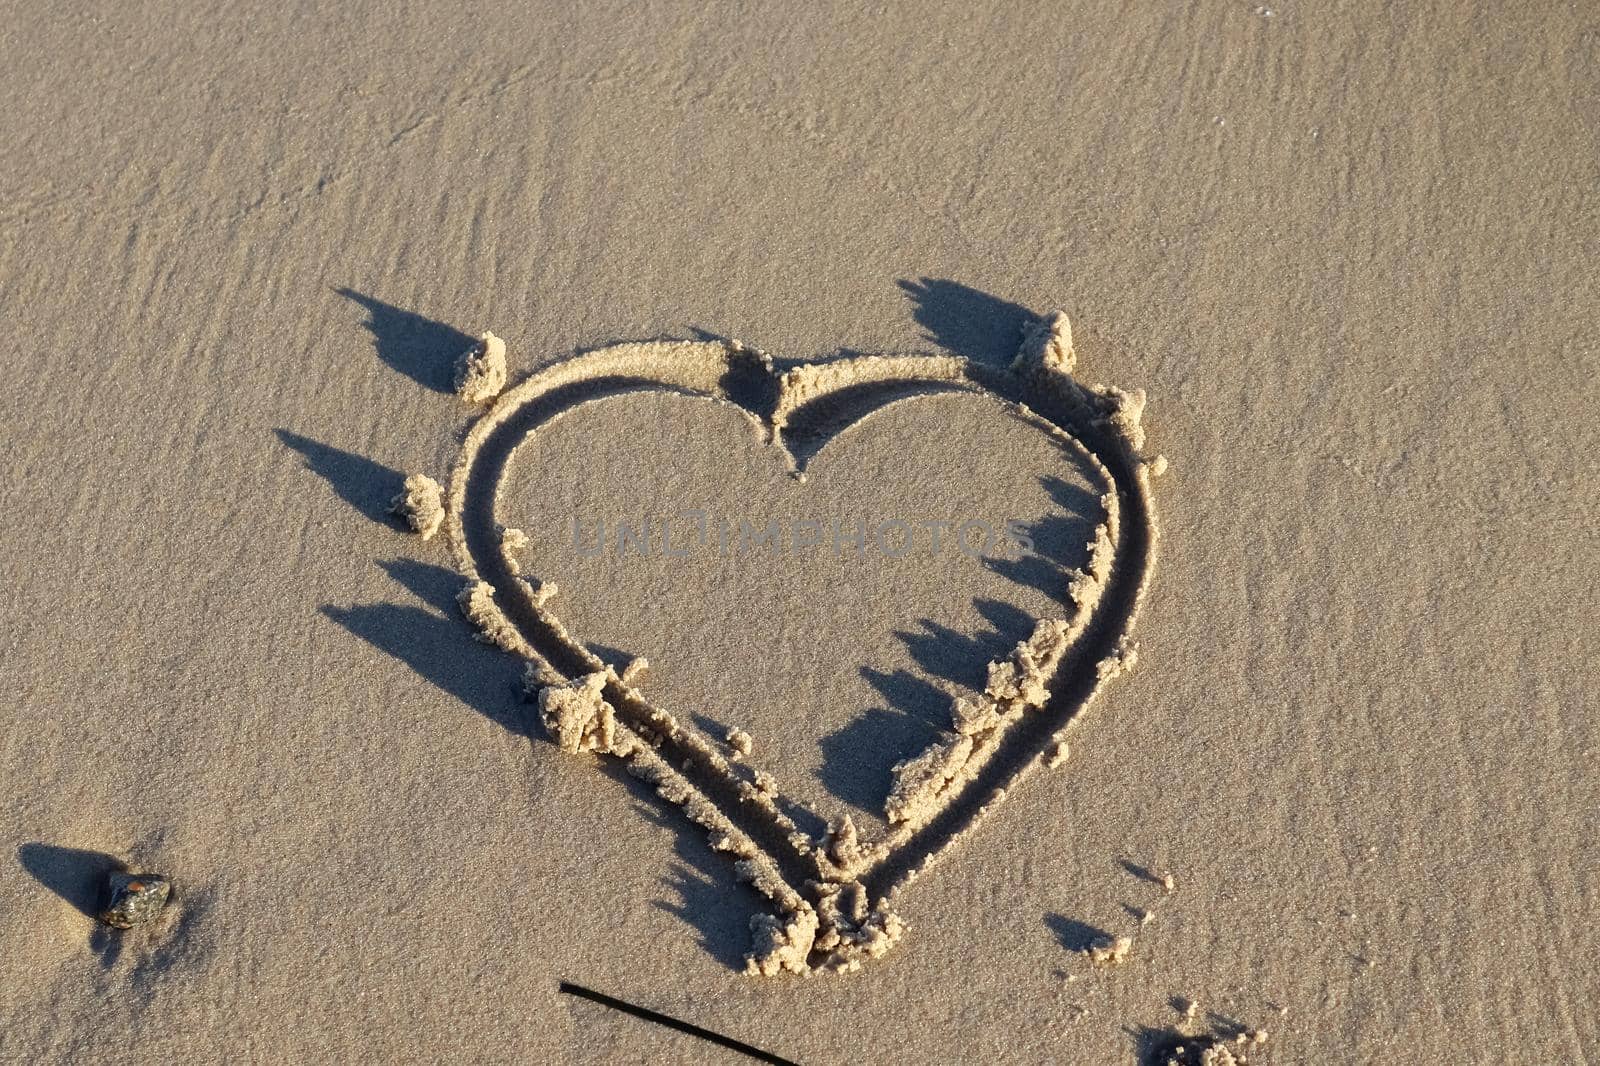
394,312,1162,976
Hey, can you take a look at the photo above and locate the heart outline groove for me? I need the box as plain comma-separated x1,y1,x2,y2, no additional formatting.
405,311,1161,976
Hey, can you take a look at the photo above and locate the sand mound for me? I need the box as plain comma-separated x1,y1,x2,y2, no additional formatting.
454,331,508,405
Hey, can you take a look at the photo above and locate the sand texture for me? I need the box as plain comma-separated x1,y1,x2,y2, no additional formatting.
2,2,1597,1062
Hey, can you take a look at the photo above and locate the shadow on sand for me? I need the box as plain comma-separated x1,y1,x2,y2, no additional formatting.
898,277,1037,365
336,287,476,393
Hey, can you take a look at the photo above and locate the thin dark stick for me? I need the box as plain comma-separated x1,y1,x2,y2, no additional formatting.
557,981,798,1065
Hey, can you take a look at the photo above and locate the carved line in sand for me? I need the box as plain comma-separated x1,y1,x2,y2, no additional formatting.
397,313,1163,976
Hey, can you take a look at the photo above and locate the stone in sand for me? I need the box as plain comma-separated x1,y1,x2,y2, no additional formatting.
99,872,170,929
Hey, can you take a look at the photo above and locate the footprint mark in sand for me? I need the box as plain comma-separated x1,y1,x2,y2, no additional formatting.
394,311,1163,976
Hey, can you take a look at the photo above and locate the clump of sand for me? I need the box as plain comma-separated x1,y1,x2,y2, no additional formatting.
1014,309,1076,374
498,524,529,566
1159,1029,1269,1066
744,910,819,978
536,671,619,754
1087,934,1132,965
454,331,507,405
1162,1043,1243,1066
809,888,907,974
823,815,864,870
884,732,975,824
456,580,528,654
884,615,1082,825
389,473,445,539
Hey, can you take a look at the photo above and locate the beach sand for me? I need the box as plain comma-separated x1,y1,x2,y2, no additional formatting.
1,1,1596,1061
